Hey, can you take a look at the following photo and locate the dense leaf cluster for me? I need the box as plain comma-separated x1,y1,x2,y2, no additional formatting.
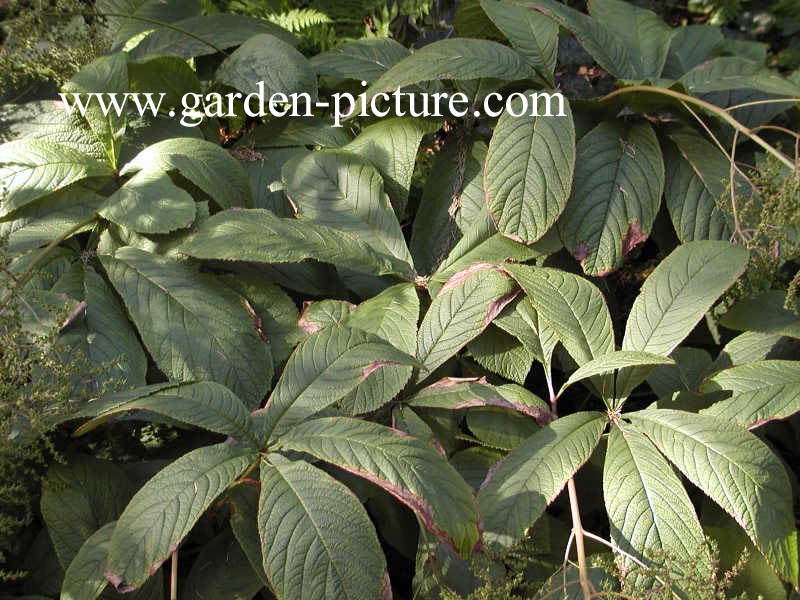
1,0,799,598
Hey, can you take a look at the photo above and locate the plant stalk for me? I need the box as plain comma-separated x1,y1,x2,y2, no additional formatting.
170,550,178,600
567,478,592,600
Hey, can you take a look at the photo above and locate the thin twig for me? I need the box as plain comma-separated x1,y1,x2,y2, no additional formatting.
601,85,797,171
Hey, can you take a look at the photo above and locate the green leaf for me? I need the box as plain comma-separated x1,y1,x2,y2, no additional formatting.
679,57,800,97
97,0,199,50
99,169,196,234
344,117,437,218
216,33,317,100
129,13,297,60
0,140,112,217
62,53,129,167
240,146,305,214
60,521,116,600
61,264,148,387
182,529,264,600
629,409,799,585
494,296,558,369
663,25,723,79
281,417,480,556
719,290,800,339
0,184,103,254
558,120,664,275
298,299,354,333
525,0,636,79
411,140,487,275
127,55,202,111
228,484,269,589
477,411,606,546
619,241,749,396
701,360,800,428
504,263,614,366
260,324,418,440
451,446,504,491
559,351,675,398
100,247,272,407
363,38,532,104
310,37,410,83
258,456,386,600
454,0,503,38
417,264,518,379
339,283,419,414
428,209,543,293
484,91,575,244
121,138,252,210
75,381,256,443
588,0,676,78
480,0,558,85
604,423,710,588
467,407,539,451
408,378,551,422
219,273,301,371
664,130,734,242
283,150,412,265
622,241,749,356
468,327,535,385
41,456,132,568
181,208,404,278
106,443,254,591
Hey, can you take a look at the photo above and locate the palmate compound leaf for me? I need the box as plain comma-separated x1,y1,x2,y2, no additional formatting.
0,139,113,217
280,417,480,557
484,90,576,244
180,208,407,278
416,263,518,380
260,324,419,441
106,443,254,592
604,422,710,590
75,381,257,445
629,409,799,585
558,120,664,276
477,411,606,546
619,241,749,396
701,360,800,428
259,455,387,600
282,149,413,266
120,138,252,210
503,263,614,366
100,246,272,407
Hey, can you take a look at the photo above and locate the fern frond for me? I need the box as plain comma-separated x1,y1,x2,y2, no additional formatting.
267,8,333,33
